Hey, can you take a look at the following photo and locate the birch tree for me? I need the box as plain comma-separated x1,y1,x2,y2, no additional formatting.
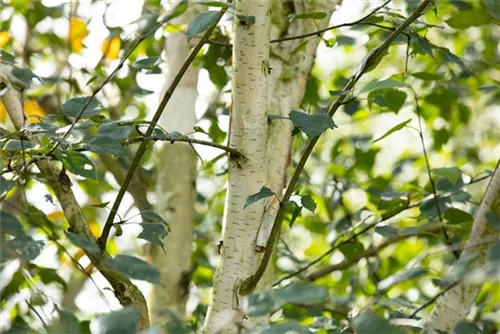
149,3,201,323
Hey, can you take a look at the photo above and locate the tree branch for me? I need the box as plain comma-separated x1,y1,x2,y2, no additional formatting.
270,0,391,43
239,0,433,296
413,91,459,259
48,1,189,155
1,76,150,329
99,1,232,250
307,223,442,281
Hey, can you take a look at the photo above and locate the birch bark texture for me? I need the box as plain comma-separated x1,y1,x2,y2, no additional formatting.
149,3,200,324
201,1,271,332
424,162,500,333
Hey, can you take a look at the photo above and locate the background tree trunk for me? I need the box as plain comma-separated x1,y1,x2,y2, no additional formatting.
423,161,500,333
149,3,200,324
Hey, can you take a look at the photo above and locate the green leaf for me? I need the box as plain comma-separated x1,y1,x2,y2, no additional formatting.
65,232,100,255
61,152,97,179
479,85,500,93
453,320,481,334
109,255,161,284
372,118,411,143
94,308,138,334
187,11,219,41
432,167,462,184
384,89,407,113
282,200,302,227
420,197,451,219
236,15,256,25
244,187,275,209
140,210,167,225
97,122,133,140
378,267,428,291
56,310,80,334
339,241,364,262
411,72,443,81
131,56,161,69
11,67,41,87
289,110,336,138
360,79,408,94
444,208,473,224
254,322,312,334
375,226,398,237
274,283,328,305
248,283,327,317
300,195,317,213
138,224,168,252
485,211,500,230
0,50,16,65
7,235,45,261
91,201,110,208
483,0,500,20
1,177,15,197
196,1,231,8
289,12,327,22
3,139,37,151
336,35,356,45
0,211,24,237
62,97,102,118
446,9,491,29
487,242,500,266
37,267,68,291
352,313,403,334
83,136,128,156
323,37,336,48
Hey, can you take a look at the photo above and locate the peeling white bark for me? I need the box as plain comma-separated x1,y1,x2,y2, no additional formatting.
149,3,200,325
424,163,500,333
201,1,271,332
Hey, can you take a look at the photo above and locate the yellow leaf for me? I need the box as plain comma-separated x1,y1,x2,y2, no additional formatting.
101,36,121,61
165,24,184,33
0,102,7,123
48,211,65,222
69,18,88,52
0,31,11,47
89,221,101,238
136,43,146,56
24,99,45,122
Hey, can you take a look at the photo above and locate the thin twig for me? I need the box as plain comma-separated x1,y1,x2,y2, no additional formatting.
98,1,233,250
239,0,433,296
47,2,187,155
270,0,391,43
124,135,244,157
307,223,442,282
412,91,460,259
26,301,48,330
409,281,459,318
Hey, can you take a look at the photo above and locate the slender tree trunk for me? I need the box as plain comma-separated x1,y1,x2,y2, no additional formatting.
149,4,200,324
202,1,342,331
248,0,341,325
423,160,500,333
201,1,271,332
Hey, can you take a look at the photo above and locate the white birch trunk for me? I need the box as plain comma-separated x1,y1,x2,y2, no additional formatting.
201,1,271,332
423,162,500,333
250,0,341,324
149,4,200,324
